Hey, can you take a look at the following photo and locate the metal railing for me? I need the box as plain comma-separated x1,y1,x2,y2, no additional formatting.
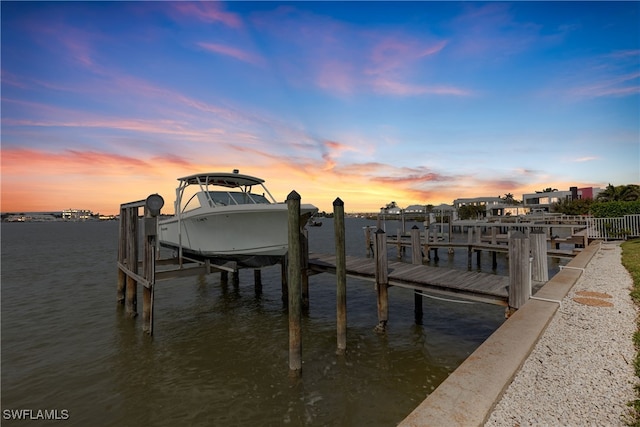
587,215,640,240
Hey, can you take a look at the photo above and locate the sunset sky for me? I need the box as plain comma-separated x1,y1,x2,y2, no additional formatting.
2,1,639,215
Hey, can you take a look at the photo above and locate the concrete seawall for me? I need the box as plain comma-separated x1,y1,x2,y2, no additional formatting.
398,241,601,427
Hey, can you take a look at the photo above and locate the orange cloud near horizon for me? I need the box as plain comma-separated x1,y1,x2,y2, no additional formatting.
1,147,605,215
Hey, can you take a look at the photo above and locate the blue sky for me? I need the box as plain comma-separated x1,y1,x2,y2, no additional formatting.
2,1,639,214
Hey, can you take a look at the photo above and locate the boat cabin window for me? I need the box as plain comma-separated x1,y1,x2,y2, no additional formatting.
206,191,270,206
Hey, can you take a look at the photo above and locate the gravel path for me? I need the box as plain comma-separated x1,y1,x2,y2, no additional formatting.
486,241,638,426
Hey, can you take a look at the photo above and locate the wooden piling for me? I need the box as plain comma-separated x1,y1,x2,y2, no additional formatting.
254,269,262,295
301,228,309,310
411,225,423,324
364,226,373,257
125,207,138,318
117,206,127,305
508,231,531,311
423,226,430,261
280,255,288,304
221,270,229,287
414,291,423,324
334,198,347,355
530,231,549,282
286,191,302,374
410,225,422,265
142,206,158,334
231,271,239,289
374,228,388,333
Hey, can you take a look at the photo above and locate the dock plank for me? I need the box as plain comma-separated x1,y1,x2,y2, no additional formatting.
308,253,514,305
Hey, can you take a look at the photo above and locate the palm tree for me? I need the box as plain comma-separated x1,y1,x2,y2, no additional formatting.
598,184,640,201
502,193,518,205
619,184,640,201
536,187,558,193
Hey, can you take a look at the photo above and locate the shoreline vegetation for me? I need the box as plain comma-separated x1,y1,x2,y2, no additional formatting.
622,238,640,425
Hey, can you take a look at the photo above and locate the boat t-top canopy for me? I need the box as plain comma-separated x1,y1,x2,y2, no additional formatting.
177,172,265,188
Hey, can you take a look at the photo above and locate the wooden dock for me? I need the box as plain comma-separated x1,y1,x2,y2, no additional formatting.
387,238,578,258
308,253,536,306
117,193,548,377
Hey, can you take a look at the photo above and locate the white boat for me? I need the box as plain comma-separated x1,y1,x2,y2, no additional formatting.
158,170,317,267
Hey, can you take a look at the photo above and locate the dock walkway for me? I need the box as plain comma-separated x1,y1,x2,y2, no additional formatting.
308,253,530,306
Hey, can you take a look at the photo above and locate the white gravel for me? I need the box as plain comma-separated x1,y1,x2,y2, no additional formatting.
485,241,638,426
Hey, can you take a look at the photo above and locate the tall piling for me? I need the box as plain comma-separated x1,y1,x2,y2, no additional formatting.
117,206,127,305
125,206,138,318
508,231,531,311
286,191,302,375
374,228,389,333
410,225,422,265
530,230,549,282
334,198,347,355
411,225,423,324
301,228,310,310
142,206,156,334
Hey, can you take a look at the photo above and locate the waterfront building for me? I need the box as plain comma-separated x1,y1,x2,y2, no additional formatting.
453,197,505,218
522,186,602,212
62,209,93,221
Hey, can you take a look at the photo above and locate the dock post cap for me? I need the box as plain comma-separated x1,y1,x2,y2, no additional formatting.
411,225,419,229
375,228,386,234
510,230,526,239
145,193,164,217
286,190,301,201
333,197,344,207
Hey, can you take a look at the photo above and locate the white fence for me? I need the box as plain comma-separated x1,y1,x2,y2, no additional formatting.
587,215,640,240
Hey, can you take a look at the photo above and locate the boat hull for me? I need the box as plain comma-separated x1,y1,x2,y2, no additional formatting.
158,203,317,267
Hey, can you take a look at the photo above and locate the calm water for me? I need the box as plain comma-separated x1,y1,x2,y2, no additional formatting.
1,219,519,426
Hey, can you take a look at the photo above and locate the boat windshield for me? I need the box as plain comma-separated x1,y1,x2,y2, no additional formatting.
207,191,271,206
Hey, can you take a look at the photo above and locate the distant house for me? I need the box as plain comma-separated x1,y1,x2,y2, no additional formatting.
404,205,427,214
453,197,503,209
522,186,601,212
453,197,503,218
452,196,532,218
381,206,402,215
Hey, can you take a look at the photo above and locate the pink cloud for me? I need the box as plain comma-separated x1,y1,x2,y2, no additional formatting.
367,38,447,76
315,60,356,95
372,78,472,96
373,173,446,185
1,148,149,175
448,3,545,58
197,42,264,66
250,6,465,98
169,2,242,28
567,71,640,99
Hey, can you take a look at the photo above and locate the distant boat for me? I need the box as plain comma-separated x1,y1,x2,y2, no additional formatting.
158,170,317,267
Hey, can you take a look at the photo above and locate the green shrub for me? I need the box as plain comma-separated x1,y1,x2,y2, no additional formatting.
590,201,640,218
